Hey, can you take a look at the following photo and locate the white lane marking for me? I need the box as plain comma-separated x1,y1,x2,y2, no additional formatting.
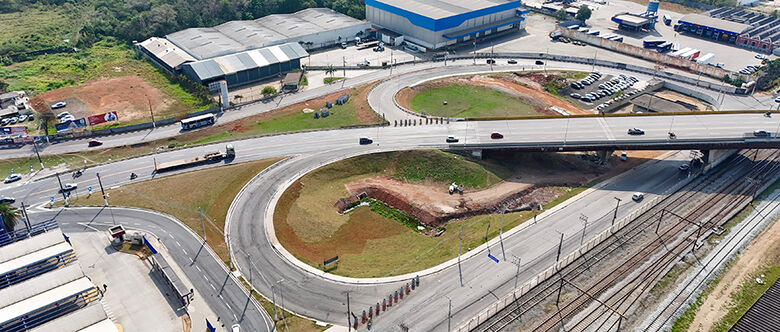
182,248,188,255
225,302,233,311
76,222,100,231
204,275,210,283
196,266,202,272
176,241,181,247
210,283,216,291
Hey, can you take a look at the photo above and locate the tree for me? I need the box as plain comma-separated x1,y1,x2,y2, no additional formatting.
0,203,19,233
555,8,569,21
576,5,592,23
325,64,335,78
261,86,277,97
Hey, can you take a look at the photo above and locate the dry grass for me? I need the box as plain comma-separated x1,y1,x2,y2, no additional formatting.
66,158,282,262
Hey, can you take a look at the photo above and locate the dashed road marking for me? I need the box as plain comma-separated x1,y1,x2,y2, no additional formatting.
196,266,202,272
176,241,182,247
182,248,188,255
210,283,216,291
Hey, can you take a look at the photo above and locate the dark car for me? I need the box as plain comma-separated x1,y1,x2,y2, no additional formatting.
0,197,15,204
446,136,459,143
753,130,770,137
487,59,496,64
490,132,504,139
627,128,645,135
88,139,103,147
359,137,373,145
535,60,544,65
507,59,517,64
679,164,690,171
59,183,78,193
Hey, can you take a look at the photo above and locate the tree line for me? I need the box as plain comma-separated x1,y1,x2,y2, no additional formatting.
2,0,366,52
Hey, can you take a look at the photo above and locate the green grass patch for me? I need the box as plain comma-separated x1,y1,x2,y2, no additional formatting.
238,277,329,332
0,8,75,57
324,77,344,84
712,265,780,331
393,150,505,189
361,198,425,232
410,83,540,118
64,158,282,261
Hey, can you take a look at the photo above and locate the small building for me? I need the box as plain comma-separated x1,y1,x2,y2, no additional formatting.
180,42,309,87
365,0,527,50
134,37,196,73
612,13,655,31
282,71,304,91
631,94,697,113
676,13,752,43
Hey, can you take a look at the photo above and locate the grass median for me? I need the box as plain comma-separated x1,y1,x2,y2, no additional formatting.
274,150,609,278
63,158,282,261
410,83,539,118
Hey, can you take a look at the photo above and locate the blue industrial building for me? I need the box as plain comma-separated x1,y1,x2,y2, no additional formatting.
366,0,527,50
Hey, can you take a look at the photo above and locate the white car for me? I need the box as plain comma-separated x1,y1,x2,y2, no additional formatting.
18,115,27,122
3,174,21,183
60,183,78,193
51,101,67,109
56,111,71,119
755,54,766,60
632,192,644,202
232,324,240,332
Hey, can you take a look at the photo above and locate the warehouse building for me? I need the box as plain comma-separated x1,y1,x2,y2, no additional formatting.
365,0,526,51
135,37,196,73
165,8,370,60
676,13,752,43
180,42,308,87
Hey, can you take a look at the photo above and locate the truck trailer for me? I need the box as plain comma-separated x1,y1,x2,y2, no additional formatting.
154,145,235,172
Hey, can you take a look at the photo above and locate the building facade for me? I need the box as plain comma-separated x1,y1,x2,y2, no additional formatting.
365,0,525,50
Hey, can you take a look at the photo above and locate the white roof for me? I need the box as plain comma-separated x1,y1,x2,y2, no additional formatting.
29,304,116,332
374,0,517,19
0,277,94,324
0,231,64,264
0,265,84,309
0,242,73,276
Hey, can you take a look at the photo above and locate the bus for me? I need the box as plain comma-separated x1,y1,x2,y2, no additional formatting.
663,15,672,26
643,40,666,48
180,113,216,130
609,36,624,42
656,41,673,52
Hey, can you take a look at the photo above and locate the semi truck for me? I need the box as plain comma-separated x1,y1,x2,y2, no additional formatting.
696,53,715,65
154,144,235,172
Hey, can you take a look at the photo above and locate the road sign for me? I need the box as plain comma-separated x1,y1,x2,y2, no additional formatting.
10,169,12,174
88,186,92,193
50,197,54,203
487,253,499,263
324,256,339,267
30,165,33,171
143,236,158,255
206,319,215,332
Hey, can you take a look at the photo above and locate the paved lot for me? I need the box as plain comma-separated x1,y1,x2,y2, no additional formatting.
307,43,421,67
68,229,218,332
580,0,771,71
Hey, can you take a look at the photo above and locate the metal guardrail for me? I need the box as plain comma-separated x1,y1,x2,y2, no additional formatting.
0,219,60,247
451,137,780,152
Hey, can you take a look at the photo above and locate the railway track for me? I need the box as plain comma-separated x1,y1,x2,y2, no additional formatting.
472,149,778,332
535,149,780,332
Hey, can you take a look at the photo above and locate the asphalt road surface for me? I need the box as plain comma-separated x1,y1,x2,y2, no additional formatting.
27,207,273,332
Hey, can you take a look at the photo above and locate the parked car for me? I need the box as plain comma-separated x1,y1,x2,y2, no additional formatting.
627,128,645,135
56,111,71,119
679,164,690,171
535,60,544,65
755,54,766,60
232,324,241,332
359,137,373,145
0,197,15,204
490,132,504,139
620,152,627,161
570,93,581,99
51,101,67,109
446,136,459,143
3,174,21,184
0,118,9,125
88,139,103,147
632,192,644,202
27,114,34,121
18,115,27,122
59,183,78,193
8,117,17,124
753,130,770,137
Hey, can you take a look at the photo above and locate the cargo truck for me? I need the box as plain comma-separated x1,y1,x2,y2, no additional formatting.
154,144,235,172
696,53,715,65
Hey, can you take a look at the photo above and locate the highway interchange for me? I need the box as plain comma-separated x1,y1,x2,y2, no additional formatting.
3,59,780,331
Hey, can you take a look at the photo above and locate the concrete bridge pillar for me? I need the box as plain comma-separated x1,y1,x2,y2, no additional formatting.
471,149,483,159
597,150,614,164
701,149,738,174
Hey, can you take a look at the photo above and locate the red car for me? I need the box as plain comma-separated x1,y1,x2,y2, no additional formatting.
490,132,504,139
88,139,103,147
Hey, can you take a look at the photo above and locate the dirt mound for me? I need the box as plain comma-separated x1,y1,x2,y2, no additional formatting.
30,76,170,121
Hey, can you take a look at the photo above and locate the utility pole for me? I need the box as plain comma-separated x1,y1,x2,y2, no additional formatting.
555,231,564,263
512,255,522,289
485,222,491,253
20,202,31,231
500,208,507,261
55,172,67,206
612,197,622,226
458,225,464,287
346,292,351,332
272,284,278,323
96,172,108,206
445,296,452,332
146,95,155,128
342,56,346,78
33,141,44,169
473,41,477,64
198,207,206,241
579,214,588,246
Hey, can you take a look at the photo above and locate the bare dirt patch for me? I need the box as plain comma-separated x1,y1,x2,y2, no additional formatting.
397,72,588,116
688,217,780,331
654,89,715,112
30,76,171,121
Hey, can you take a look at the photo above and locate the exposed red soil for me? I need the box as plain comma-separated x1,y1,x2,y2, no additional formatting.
30,76,170,121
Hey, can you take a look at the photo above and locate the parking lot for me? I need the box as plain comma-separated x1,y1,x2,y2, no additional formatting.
307,42,421,67
559,71,650,111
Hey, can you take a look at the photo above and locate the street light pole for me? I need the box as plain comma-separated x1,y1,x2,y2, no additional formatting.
445,296,452,331
612,197,622,226
198,207,206,241
55,172,67,206
146,95,155,128
500,208,507,261
579,214,588,246
96,172,107,206
458,225,464,287
33,141,44,169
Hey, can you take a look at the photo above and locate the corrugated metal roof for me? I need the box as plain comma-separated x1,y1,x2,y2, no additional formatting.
137,37,196,68
731,279,779,332
166,8,368,60
679,13,752,34
182,43,308,81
